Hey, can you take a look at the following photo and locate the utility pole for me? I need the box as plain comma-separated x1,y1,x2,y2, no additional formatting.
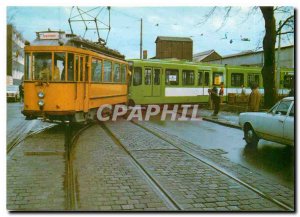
276,20,282,93
140,18,143,60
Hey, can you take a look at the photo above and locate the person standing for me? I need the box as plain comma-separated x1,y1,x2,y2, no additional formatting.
241,84,246,95
219,82,224,103
208,86,220,116
248,83,261,112
19,83,24,102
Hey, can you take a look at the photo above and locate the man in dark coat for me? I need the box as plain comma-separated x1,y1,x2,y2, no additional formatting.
208,86,220,116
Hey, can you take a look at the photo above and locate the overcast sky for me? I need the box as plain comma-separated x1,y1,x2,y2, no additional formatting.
7,6,294,59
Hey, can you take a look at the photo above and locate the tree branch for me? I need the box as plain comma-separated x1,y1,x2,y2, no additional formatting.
277,31,294,35
276,15,294,34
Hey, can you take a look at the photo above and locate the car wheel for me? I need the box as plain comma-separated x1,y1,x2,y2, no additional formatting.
244,124,259,148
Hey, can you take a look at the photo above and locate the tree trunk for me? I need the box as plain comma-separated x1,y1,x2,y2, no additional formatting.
260,7,277,108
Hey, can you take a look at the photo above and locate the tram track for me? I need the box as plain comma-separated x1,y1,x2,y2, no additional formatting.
7,124,56,155
101,122,181,211
64,122,94,210
129,120,294,211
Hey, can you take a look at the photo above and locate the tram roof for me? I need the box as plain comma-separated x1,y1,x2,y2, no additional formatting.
28,30,125,60
127,58,266,69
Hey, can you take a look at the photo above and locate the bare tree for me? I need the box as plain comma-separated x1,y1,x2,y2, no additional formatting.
200,6,294,108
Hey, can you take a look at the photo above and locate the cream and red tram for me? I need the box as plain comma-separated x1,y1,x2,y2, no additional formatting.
22,31,128,122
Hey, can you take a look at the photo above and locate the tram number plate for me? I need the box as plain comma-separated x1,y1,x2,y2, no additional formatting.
39,32,60,40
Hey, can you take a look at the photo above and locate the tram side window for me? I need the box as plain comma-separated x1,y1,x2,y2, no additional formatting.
165,69,179,85
198,71,203,86
145,68,152,85
67,53,74,81
133,67,142,86
154,69,160,85
53,52,65,81
248,74,260,87
25,53,32,80
121,65,126,83
85,56,89,82
32,52,52,80
183,70,195,85
283,75,294,88
91,58,102,82
79,56,84,81
104,60,112,82
213,72,224,85
231,73,244,87
114,63,121,82
204,71,210,86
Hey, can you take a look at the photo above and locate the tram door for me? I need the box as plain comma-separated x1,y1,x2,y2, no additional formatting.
144,67,161,97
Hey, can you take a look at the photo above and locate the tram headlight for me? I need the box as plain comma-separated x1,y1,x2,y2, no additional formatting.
38,91,45,99
38,100,44,107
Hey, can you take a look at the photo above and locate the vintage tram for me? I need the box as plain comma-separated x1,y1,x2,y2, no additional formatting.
22,31,128,122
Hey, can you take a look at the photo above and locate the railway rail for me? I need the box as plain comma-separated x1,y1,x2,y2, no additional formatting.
7,124,56,154
128,120,294,211
64,123,94,210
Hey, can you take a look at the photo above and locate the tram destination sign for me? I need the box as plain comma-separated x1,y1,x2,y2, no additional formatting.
39,32,60,40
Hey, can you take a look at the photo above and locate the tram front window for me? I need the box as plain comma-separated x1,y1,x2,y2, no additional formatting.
53,53,66,81
32,53,52,80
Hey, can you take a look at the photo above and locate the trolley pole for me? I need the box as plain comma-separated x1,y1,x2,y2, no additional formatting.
140,18,143,60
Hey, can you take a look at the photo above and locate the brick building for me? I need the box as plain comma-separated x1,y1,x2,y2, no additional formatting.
155,36,193,61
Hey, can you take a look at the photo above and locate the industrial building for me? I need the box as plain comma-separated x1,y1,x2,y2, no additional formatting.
193,45,294,68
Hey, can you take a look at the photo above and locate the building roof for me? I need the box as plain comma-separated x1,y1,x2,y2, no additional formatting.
221,45,294,59
155,36,193,43
193,49,221,61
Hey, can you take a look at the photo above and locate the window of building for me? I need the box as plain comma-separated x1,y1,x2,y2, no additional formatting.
133,67,142,86
182,70,195,85
165,69,179,85
113,63,121,82
231,73,244,87
91,58,102,82
248,74,260,87
145,68,152,85
121,65,126,83
103,60,112,82
213,72,224,85
32,52,52,80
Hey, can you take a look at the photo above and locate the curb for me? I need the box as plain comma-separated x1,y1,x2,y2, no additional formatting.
177,111,241,130
202,117,242,130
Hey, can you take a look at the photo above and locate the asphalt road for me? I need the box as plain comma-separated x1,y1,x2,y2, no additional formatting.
147,114,294,189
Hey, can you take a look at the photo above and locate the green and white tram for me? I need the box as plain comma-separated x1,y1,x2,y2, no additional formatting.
128,59,294,105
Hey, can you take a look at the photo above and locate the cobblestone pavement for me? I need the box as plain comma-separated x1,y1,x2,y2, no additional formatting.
7,125,66,211
136,120,294,210
104,120,286,211
72,124,174,211
7,119,293,211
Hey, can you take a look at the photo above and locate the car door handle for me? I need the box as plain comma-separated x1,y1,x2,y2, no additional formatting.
278,119,284,123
